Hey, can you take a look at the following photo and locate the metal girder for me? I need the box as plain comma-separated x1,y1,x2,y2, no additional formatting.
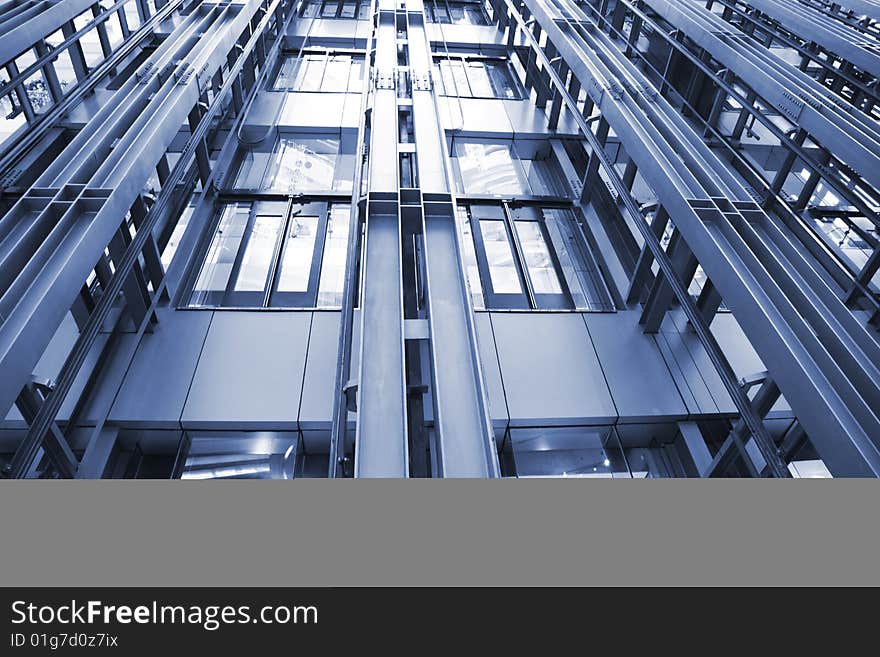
408,13,499,477
626,206,669,304
354,197,409,477
639,228,698,333
817,0,880,21
10,378,77,478
0,0,266,421
715,2,880,115
0,0,96,65
0,0,186,179
703,374,781,477
519,0,880,475
742,0,880,79
3,0,287,478
353,12,408,477
328,4,379,478
642,0,880,192
502,0,783,477
604,0,880,233
76,428,119,479
847,246,880,302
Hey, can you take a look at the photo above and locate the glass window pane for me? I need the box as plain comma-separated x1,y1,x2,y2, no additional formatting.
455,141,524,195
273,57,298,90
323,56,350,92
301,1,319,17
236,151,271,188
347,57,364,91
486,60,517,99
321,1,339,17
438,61,455,96
317,205,351,307
53,49,78,93
161,197,197,268
466,61,493,97
514,220,562,294
293,55,324,91
541,208,609,310
263,137,338,192
234,214,284,292
340,1,357,18
358,2,371,19
332,149,355,193
191,205,250,304
428,2,451,23
516,144,565,196
449,59,470,96
277,215,319,292
464,5,487,25
479,219,522,294
456,205,485,309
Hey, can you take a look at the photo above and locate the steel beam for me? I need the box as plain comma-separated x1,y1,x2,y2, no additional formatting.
742,0,880,79
408,10,499,477
353,11,408,477
519,0,880,475
0,1,266,419
3,0,286,478
642,0,880,192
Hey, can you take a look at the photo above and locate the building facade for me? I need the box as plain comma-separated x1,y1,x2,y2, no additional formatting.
0,0,878,478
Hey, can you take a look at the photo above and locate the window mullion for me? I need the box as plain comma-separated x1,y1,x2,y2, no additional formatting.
307,203,333,304
318,53,330,90
466,209,501,307
266,198,299,306
503,202,537,309
223,204,258,304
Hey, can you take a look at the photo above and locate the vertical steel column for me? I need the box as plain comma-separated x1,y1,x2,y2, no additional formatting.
406,3,499,477
354,5,409,477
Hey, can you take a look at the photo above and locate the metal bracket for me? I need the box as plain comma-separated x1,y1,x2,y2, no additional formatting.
375,70,396,90
342,380,358,412
411,71,432,91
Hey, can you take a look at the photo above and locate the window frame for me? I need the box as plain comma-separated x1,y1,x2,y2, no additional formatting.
299,0,371,19
434,54,523,100
464,203,574,311
234,133,353,194
188,200,347,309
452,138,569,198
424,0,490,25
272,50,365,93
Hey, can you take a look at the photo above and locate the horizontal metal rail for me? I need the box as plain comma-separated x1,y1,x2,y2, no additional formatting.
709,0,880,120
0,0,134,98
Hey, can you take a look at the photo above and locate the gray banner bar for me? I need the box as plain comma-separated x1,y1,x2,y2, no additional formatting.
1,480,879,586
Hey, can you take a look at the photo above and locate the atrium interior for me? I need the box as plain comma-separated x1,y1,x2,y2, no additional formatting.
0,0,879,478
